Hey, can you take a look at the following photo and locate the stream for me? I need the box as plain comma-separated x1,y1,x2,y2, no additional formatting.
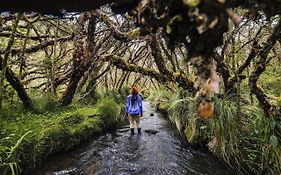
33,101,235,175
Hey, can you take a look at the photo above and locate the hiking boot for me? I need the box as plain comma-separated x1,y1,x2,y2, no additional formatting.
130,128,135,135
137,128,141,134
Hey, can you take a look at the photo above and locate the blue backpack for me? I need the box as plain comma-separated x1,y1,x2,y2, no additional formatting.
128,95,140,115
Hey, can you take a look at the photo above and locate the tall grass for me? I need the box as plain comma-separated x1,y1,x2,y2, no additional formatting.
0,131,32,175
148,88,175,112
207,98,241,170
149,89,281,175
168,91,194,134
96,98,121,130
33,92,58,112
0,89,125,174
99,87,128,119
239,105,281,174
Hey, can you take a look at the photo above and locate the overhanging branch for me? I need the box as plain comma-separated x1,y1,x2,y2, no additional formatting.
0,35,73,54
101,54,195,92
0,31,57,40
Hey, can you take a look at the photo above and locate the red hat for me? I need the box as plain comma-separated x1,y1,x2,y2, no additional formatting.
131,86,138,94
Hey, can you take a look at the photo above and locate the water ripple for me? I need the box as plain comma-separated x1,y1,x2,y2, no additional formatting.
33,101,236,175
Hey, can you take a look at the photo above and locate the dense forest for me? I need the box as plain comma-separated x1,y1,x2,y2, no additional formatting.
0,0,281,175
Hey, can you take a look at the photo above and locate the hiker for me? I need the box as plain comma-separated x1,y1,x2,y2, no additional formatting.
126,86,143,135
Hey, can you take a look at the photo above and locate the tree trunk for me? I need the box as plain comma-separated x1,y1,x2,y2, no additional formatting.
249,18,281,116
0,56,34,109
150,34,172,76
59,69,85,106
59,12,96,106
0,13,23,110
85,65,108,98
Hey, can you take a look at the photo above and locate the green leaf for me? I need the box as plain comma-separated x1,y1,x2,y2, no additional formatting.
9,163,16,175
269,135,278,147
183,0,201,7
166,15,183,34
166,25,172,34
270,119,276,129
277,99,281,107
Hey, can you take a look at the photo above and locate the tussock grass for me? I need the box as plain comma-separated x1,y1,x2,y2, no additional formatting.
238,105,281,174
149,89,281,175
168,92,194,135
33,92,58,113
148,88,175,112
96,98,121,130
98,87,128,118
207,98,241,170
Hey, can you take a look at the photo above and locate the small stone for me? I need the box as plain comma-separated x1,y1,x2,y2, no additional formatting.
117,128,130,133
144,129,159,134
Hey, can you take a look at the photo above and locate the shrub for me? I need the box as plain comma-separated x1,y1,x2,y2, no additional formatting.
33,92,58,113
96,98,121,130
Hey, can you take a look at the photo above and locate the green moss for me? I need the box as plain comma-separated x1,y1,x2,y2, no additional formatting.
96,98,121,130
127,28,141,39
182,0,201,7
158,102,170,111
0,100,122,174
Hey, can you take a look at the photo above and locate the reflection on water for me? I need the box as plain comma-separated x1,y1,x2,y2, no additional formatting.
33,101,235,175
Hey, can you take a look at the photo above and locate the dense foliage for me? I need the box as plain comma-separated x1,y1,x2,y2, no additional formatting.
0,90,126,174
1,1,281,174
149,88,281,175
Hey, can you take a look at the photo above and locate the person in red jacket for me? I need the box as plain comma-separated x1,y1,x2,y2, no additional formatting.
126,86,143,135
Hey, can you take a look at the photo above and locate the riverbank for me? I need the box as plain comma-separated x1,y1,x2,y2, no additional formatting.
31,101,234,175
148,89,281,175
0,98,122,175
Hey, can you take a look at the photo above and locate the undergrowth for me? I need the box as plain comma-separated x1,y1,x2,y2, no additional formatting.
148,89,281,175
0,89,126,175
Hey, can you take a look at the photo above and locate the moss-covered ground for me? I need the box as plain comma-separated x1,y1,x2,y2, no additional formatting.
0,97,123,175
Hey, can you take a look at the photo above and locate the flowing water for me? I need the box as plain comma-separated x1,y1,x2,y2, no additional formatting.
33,101,235,175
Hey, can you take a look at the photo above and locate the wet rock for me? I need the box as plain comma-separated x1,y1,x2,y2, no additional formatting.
121,126,130,129
144,129,159,134
117,128,130,133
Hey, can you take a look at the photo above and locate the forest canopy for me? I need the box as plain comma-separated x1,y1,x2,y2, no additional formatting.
1,0,281,175
1,0,281,113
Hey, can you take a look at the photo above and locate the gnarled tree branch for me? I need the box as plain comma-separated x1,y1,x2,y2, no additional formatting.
101,54,195,91
249,18,281,116
0,35,73,54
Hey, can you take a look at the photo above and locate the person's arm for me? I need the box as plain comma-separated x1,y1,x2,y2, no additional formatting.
138,95,143,117
126,96,130,117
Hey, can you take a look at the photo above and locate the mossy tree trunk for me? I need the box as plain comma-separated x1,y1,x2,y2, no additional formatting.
59,12,96,106
0,13,33,111
249,18,281,116
0,56,34,110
